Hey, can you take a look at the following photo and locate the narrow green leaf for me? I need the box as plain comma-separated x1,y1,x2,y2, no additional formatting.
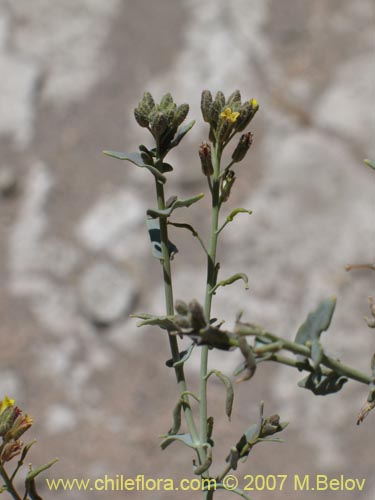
217,208,253,235
173,343,195,367
131,313,179,331
210,273,249,295
147,193,205,218
169,120,195,148
227,208,252,222
206,370,234,420
233,360,248,377
236,337,257,381
298,372,348,395
207,416,214,440
169,401,183,435
19,439,37,464
160,433,196,450
295,296,336,346
168,222,208,254
25,458,59,483
103,150,166,183
103,150,143,163
235,423,259,453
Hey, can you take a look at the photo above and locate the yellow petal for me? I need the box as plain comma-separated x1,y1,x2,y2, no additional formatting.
0,395,15,415
229,111,240,123
220,107,232,119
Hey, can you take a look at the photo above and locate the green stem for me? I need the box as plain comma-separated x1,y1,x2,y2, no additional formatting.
0,464,22,500
154,180,202,458
235,326,372,385
200,144,222,499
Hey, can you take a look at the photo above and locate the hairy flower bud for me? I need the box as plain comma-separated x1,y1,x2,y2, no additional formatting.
260,414,287,437
150,111,168,140
134,106,150,127
175,300,189,316
5,414,33,441
215,91,226,108
199,142,214,176
141,91,155,112
209,91,226,128
226,90,241,107
0,405,20,437
232,132,253,163
1,440,22,463
235,99,259,132
201,90,213,122
160,92,174,109
217,119,231,145
189,300,206,330
173,103,189,128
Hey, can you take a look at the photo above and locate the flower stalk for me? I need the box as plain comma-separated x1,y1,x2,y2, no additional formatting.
104,90,373,500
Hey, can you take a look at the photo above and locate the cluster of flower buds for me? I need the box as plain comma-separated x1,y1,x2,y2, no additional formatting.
200,89,258,147
174,299,207,332
259,414,288,439
0,396,33,464
134,92,190,156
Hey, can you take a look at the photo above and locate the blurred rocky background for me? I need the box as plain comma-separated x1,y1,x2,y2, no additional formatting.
0,0,374,498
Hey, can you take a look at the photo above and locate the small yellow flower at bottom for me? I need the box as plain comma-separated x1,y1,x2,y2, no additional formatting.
220,107,240,123
0,396,15,415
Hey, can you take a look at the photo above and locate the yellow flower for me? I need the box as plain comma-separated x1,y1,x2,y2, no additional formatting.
220,107,240,123
250,98,258,108
0,396,15,415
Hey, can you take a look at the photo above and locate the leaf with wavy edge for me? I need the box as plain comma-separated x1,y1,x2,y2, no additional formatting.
210,273,249,295
147,193,204,218
103,150,167,183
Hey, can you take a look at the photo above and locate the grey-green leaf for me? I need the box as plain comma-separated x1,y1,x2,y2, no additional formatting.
160,433,196,450
236,337,257,381
173,343,195,367
147,193,204,218
207,370,234,420
298,372,348,395
19,439,37,464
131,313,179,331
170,401,183,435
295,296,336,346
103,150,166,183
169,120,195,148
25,458,59,483
226,208,252,222
210,273,249,295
